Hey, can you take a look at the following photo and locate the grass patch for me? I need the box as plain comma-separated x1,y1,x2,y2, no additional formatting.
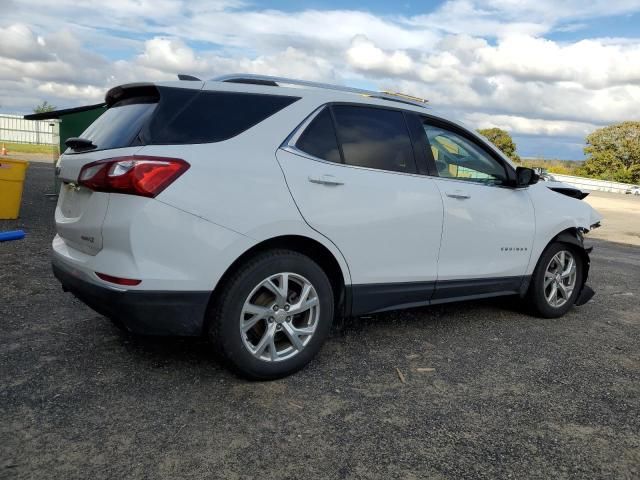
1,142,58,154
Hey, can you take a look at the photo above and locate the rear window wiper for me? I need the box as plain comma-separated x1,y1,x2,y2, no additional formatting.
65,137,97,151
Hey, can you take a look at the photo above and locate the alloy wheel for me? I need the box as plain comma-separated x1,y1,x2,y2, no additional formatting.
239,272,320,362
543,250,577,308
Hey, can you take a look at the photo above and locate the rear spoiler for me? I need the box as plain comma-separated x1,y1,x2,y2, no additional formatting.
105,83,160,107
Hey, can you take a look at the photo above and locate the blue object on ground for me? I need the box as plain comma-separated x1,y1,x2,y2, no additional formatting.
0,230,25,242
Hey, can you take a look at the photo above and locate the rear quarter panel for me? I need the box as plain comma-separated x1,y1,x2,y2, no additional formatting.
139,95,352,288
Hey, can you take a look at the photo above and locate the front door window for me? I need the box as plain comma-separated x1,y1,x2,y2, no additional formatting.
423,124,508,185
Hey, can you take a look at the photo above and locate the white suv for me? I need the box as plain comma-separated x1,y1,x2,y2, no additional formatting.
52,74,602,379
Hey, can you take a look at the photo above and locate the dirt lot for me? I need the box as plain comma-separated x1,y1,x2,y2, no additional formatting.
1,163,639,479
586,191,640,246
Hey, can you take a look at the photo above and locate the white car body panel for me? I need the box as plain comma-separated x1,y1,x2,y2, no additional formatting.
138,97,353,289
55,146,144,256
53,195,254,291
525,183,602,275
144,96,319,236
431,178,535,280
277,148,444,284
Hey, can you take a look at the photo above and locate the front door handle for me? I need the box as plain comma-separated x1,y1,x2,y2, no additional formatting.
446,190,471,199
308,174,344,186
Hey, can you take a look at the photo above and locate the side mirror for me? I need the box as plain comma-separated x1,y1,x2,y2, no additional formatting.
515,167,539,187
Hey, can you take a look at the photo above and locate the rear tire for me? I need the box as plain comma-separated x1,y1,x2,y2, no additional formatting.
526,242,583,318
208,249,334,380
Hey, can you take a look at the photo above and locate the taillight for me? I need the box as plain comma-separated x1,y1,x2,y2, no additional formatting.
95,272,142,286
78,155,189,198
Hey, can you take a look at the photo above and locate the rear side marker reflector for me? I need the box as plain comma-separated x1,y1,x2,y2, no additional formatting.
96,272,142,286
78,155,189,198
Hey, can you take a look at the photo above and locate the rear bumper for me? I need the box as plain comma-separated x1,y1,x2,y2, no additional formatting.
52,259,210,336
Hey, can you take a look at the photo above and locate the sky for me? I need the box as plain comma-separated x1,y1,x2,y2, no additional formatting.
1,0,640,159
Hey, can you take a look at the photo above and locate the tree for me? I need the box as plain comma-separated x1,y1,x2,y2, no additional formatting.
33,101,56,114
477,127,520,162
577,122,640,183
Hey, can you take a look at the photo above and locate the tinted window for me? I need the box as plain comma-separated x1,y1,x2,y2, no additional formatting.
148,89,299,144
295,108,341,163
76,101,154,151
332,105,416,173
423,123,507,185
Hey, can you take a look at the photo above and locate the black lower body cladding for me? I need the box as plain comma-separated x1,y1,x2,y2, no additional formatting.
52,261,209,336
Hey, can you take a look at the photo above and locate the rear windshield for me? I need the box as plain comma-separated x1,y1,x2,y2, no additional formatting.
75,101,155,152
69,87,299,153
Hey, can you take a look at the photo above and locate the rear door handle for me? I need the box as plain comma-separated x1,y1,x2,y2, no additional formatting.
445,190,471,199
308,174,344,186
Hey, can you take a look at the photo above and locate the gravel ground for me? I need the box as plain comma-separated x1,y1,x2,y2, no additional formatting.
585,191,640,246
1,163,639,479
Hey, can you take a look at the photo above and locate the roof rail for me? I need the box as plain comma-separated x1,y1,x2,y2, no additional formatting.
212,73,428,108
380,90,428,104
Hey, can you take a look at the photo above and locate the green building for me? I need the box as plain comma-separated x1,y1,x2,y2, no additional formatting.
24,103,105,194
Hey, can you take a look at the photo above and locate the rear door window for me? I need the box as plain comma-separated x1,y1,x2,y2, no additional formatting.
295,108,342,163
331,105,416,174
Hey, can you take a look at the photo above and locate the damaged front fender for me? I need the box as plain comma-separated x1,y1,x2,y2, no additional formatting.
554,229,594,306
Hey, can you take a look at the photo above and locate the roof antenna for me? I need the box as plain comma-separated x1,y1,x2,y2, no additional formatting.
178,74,201,81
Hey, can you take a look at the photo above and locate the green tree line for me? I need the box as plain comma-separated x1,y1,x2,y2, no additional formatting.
477,122,640,184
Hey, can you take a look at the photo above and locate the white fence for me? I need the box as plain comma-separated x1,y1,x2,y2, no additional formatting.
0,114,58,145
551,173,635,194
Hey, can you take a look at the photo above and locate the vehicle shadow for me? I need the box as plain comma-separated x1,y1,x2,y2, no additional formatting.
105,295,526,368
105,320,221,369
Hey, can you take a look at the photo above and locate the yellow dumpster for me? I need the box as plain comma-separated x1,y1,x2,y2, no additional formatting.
0,159,29,219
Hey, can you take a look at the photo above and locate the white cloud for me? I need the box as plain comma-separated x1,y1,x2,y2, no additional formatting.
136,38,338,82
0,24,51,62
410,1,549,38
37,82,104,101
346,36,414,75
411,0,640,38
483,0,640,23
137,38,210,73
464,112,599,137
346,33,640,125
1,0,640,158
475,35,640,88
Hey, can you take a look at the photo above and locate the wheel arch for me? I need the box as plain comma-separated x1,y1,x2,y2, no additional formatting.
536,227,590,270
551,226,591,284
531,226,590,270
204,234,349,333
553,227,586,249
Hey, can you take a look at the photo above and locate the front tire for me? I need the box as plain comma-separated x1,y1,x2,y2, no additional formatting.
526,242,583,318
208,250,334,380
